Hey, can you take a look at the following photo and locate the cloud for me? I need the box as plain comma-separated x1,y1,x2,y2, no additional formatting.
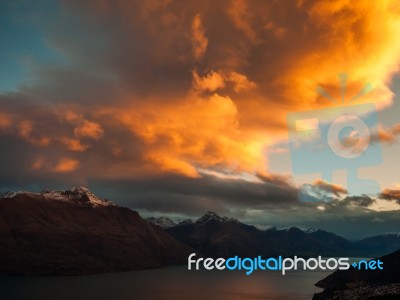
89,174,399,239
339,195,376,207
371,123,400,144
331,122,400,157
17,120,51,147
191,14,208,60
0,113,12,130
228,71,256,92
54,158,79,173
313,180,348,196
1,0,400,180
297,180,348,203
192,70,225,92
96,92,271,177
58,137,89,152
227,0,259,44
74,120,104,140
379,188,400,204
92,173,299,213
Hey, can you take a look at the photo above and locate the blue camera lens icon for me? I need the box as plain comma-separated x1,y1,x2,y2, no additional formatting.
287,103,382,202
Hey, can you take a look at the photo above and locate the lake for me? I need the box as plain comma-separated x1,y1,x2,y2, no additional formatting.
0,266,331,300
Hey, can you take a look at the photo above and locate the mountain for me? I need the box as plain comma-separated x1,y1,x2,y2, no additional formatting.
354,233,400,257
146,216,194,229
0,187,193,275
167,211,268,257
195,211,239,225
263,227,356,257
177,218,194,225
166,211,358,258
313,250,400,300
146,216,177,229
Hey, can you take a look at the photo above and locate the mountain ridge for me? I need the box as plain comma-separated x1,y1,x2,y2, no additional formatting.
0,187,194,276
1,188,399,276
164,211,400,258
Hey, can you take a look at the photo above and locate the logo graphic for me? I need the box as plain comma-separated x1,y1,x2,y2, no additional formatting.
188,253,384,275
287,74,382,202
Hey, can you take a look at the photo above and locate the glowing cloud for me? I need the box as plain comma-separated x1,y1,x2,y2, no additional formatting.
191,14,208,60
54,158,79,173
2,0,400,182
74,120,104,140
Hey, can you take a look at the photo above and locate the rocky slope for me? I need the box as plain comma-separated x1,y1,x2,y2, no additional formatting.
0,187,193,275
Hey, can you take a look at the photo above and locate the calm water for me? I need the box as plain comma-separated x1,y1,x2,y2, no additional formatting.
0,266,331,300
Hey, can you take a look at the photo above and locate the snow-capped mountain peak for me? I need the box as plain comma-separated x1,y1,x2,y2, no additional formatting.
42,187,114,207
146,216,176,229
195,211,238,225
1,187,114,207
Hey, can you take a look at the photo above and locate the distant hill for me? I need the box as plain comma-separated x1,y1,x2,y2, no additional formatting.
0,187,193,275
354,233,400,257
163,211,400,258
166,211,361,258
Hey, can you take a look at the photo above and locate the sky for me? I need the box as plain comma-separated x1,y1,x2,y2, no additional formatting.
0,0,400,239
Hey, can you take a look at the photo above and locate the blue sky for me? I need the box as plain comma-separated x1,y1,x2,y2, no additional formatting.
0,0,62,92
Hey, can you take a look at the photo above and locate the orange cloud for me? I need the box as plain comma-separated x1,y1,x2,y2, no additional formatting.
3,0,400,182
192,70,225,92
99,92,268,177
85,0,400,178
31,157,45,171
0,114,12,130
60,110,81,124
227,0,259,44
228,71,256,93
379,188,400,203
54,158,79,173
281,0,400,110
371,123,400,144
265,21,286,39
59,137,89,152
18,121,50,147
313,179,348,196
191,14,208,60
74,120,104,140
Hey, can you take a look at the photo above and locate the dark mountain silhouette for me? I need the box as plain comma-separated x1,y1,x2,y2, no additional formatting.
354,233,400,257
166,211,360,258
167,211,267,257
313,250,400,300
1,189,398,277
0,187,193,276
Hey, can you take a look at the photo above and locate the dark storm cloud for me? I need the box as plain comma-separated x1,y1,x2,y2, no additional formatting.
339,195,376,207
90,173,299,215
